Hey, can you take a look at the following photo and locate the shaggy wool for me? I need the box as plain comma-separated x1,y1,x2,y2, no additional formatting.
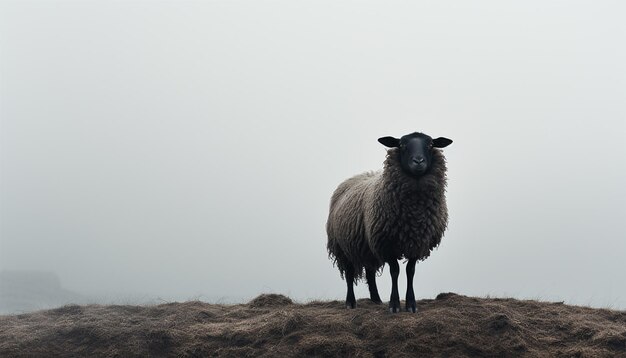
326,147,448,280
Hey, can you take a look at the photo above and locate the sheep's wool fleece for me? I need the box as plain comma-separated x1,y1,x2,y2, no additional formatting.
326,147,448,279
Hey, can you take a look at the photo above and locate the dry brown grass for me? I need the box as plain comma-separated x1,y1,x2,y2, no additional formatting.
1,293,625,357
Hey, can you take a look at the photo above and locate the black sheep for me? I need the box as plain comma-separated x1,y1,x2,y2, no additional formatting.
326,132,452,312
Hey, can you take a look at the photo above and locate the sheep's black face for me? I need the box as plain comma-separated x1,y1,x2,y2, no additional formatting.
378,132,452,178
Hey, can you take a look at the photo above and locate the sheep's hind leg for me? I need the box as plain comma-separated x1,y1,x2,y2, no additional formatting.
388,260,401,313
405,258,418,313
366,268,382,304
345,263,357,309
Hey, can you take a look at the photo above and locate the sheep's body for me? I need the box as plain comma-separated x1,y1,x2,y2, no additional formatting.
326,147,448,282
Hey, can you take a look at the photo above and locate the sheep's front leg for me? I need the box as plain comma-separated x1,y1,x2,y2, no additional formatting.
345,263,356,309
405,258,417,313
388,260,401,313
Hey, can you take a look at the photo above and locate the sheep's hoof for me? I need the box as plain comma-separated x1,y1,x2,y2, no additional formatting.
346,302,356,309
406,300,417,313
389,302,401,313
369,291,382,304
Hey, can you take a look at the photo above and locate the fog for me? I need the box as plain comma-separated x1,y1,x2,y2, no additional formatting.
1,0,625,312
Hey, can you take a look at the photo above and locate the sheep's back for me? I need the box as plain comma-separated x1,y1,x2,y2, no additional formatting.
326,171,381,274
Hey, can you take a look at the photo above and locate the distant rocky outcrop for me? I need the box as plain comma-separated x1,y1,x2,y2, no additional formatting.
0,270,85,314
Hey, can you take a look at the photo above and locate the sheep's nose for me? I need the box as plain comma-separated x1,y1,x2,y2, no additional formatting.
412,157,425,164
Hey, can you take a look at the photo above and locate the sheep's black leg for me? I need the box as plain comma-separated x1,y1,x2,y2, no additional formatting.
405,258,418,313
366,268,382,304
345,264,356,309
388,260,401,313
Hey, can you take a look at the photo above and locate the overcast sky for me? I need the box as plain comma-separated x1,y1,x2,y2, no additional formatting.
1,0,625,309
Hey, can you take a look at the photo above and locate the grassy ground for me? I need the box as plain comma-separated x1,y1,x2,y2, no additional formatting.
1,292,625,357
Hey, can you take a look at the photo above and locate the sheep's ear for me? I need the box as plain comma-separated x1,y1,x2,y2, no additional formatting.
433,137,453,148
378,136,400,148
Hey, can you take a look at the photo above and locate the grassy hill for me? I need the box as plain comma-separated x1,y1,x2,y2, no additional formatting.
1,293,624,357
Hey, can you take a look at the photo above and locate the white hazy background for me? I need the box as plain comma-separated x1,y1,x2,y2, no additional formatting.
1,0,625,309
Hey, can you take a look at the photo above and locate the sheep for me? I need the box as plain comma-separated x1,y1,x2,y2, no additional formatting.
326,132,452,313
